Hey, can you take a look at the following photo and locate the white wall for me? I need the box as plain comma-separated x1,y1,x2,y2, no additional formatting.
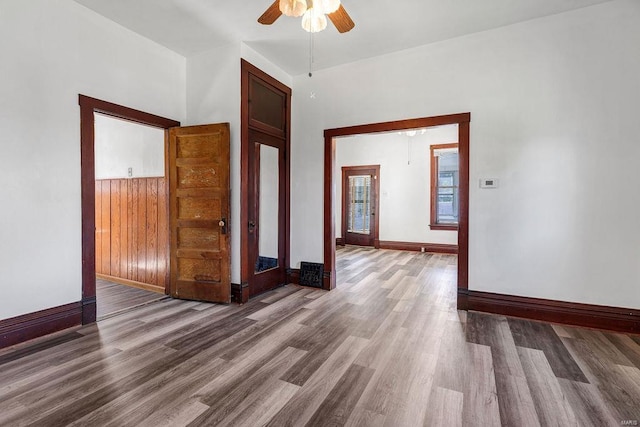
0,0,186,320
94,114,165,179
186,42,292,284
291,0,640,309
335,126,458,245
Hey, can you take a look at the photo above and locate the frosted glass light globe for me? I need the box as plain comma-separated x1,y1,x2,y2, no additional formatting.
279,0,307,17
301,7,327,32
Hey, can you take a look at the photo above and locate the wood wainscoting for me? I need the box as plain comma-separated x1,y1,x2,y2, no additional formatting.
95,178,168,293
461,289,640,334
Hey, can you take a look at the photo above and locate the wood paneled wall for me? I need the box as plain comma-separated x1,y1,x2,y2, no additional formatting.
95,178,168,291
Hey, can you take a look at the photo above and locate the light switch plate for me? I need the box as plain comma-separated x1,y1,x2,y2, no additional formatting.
480,178,499,188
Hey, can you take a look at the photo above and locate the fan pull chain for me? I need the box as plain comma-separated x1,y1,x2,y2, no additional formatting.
308,31,314,77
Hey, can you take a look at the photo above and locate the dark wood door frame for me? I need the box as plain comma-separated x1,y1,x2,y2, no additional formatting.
79,95,180,324
324,113,470,310
240,60,291,303
341,165,380,247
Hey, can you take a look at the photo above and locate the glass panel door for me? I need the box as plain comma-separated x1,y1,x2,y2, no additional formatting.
341,165,379,247
348,175,371,234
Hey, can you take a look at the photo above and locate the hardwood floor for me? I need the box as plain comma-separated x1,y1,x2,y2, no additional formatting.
1,246,639,426
96,278,167,320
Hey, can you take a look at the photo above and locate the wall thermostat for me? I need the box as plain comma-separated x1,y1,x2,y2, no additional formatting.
480,178,499,188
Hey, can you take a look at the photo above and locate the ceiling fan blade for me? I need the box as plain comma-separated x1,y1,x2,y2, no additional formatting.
258,0,282,25
328,4,355,33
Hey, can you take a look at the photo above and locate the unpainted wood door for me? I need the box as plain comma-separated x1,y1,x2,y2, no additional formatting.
168,123,231,303
342,165,380,247
241,60,291,301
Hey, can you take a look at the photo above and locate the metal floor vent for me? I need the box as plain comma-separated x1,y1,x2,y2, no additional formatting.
299,262,324,288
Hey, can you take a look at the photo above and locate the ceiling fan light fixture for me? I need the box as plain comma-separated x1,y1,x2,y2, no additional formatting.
279,0,307,17
301,7,327,33
321,0,341,14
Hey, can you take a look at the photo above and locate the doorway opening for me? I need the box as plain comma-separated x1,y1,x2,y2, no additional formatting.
79,95,180,324
93,113,169,319
324,113,470,310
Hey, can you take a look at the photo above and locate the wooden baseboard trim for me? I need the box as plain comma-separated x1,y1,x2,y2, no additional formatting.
231,282,249,304
0,302,83,350
378,241,458,254
461,289,640,334
82,296,96,325
97,274,165,295
336,237,344,246
287,268,300,285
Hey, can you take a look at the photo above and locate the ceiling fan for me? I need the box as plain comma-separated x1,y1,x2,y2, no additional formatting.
258,0,355,33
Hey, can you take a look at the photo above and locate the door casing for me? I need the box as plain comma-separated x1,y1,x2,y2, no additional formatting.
79,95,180,324
324,113,471,305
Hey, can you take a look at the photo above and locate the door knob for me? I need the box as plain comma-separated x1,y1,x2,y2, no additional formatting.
219,220,225,227
219,217,227,234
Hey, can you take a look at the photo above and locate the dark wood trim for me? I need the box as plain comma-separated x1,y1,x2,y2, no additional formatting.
240,60,292,303
457,288,469,311
287,268,300,285
324,129,337,290
336,237,345,246
96,274,165,295
231,283,249,304
324,113,471,138
0,302,82,350
240,64,250,303
324,113,470,294
341,165,380,247
429,224,458,231
79,95,180,129
247,74,288,139
463,289,640,334
430,142,459,230
457,121,470,301
378,241,458,254
79,95,179,324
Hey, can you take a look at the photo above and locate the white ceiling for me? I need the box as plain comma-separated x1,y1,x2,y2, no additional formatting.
72,0,612,76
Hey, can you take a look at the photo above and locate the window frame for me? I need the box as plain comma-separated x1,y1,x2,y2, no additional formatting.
430,143,459,231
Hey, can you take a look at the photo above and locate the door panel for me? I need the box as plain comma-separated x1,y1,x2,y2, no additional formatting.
248,75,286,138
248,131,286,296
342,165,380,247
169,123,231,303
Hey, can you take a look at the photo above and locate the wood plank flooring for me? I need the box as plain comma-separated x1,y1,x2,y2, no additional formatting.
96,278,167,320
1,246,640,426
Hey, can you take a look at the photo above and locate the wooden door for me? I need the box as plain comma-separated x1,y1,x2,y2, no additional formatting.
241,60,291,302
342,165,380,247
168,123,231,303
